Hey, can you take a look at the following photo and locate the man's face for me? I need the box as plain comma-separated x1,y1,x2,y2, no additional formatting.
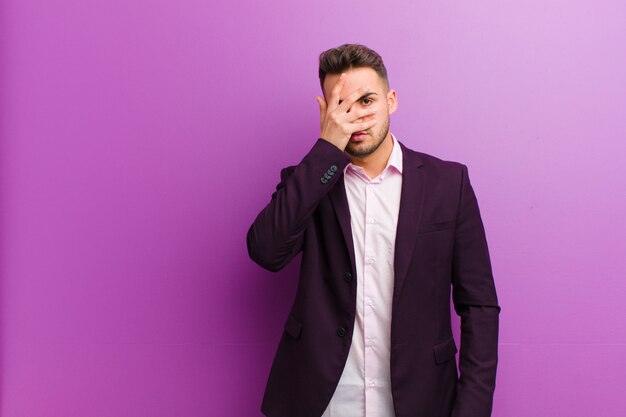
322,67,397,158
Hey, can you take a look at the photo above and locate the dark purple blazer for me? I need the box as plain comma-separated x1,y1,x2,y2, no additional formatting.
246,138,500,417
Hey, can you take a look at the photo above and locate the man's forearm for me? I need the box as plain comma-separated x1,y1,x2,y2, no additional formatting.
451,305,500,417
246,138,351,272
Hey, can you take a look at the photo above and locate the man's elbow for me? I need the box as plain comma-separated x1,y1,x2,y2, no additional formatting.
246,227,288,272
454,302,501,317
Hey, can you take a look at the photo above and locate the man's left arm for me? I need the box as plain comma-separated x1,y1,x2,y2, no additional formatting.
450,164,501,417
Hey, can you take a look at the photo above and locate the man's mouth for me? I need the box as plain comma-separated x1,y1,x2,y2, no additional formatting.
350,131,368,141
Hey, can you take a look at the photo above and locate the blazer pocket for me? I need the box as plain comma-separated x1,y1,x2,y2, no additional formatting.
284,313,303,339
418,219,455,234
433,337,457,364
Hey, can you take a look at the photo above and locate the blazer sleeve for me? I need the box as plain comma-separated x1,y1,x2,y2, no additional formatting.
450,164,501,417
246,138,351,272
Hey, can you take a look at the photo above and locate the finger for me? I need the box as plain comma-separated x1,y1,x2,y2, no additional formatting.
351,117,377,132
337,85,371,113
346,107,377,122
328,73,347,111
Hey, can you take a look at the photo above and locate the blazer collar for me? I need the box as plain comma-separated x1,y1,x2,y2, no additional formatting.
328,138,426,305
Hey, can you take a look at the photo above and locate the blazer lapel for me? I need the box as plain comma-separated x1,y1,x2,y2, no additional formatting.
328,173,357,276
328,140,425,302
393,141,425,303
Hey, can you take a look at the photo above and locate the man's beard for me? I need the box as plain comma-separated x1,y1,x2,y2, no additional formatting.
345,116,390,158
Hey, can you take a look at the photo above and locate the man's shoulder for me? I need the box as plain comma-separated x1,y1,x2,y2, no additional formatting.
401,142,466,173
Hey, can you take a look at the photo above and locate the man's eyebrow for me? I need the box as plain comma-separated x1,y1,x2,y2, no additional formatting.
338,92,378,105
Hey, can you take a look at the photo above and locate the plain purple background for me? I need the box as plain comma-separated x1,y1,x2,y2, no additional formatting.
1,0,625,416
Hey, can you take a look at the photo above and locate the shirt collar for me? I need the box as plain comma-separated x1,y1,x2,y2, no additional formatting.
387,132,403,174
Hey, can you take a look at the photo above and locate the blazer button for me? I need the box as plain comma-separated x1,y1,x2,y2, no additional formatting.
337,327,347,337
330,165,338,172
320,177,328,184
324,172,332,180
344,272,352,282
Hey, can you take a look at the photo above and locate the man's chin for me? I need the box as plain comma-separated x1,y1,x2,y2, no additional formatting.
345,143,375,157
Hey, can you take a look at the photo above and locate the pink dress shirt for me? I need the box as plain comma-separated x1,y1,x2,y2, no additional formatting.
321,133,403,417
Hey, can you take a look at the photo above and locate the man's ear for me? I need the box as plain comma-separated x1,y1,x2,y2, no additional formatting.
387,89,398,115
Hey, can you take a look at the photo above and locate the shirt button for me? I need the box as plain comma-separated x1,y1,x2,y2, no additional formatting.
368,380,375,387
368,217,376,224
366,297,373,306
367,257,375,264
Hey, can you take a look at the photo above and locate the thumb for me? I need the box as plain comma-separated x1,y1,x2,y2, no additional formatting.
316,96,325,131
316,96,326,114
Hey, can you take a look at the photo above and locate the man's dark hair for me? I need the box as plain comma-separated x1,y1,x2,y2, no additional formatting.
318,43,389,95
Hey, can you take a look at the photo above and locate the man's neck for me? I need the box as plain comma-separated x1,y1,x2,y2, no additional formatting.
349,133,394,180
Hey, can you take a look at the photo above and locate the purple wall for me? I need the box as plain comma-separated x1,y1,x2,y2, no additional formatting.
1,0,625,416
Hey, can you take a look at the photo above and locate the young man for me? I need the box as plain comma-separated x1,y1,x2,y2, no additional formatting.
246,43,500,417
